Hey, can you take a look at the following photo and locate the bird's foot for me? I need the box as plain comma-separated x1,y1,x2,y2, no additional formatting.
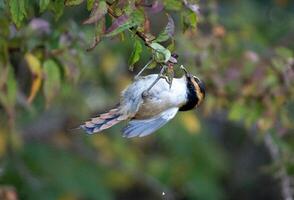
142,91,149,98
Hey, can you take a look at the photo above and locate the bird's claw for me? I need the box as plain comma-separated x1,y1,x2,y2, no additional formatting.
142,91,149,98
134,75,140,80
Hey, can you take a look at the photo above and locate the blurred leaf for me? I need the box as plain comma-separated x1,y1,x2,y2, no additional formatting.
21,143,113,199
167,39,175,51
43,59,61,107
163,0,182,10
154,14,175,43
83,1,107,25
65,0,84,6
39,0,50,12
275,47,293,59
130,9,145,25
228,101,247,121
0,130,7,157
149,0,164,13
183,10,197,30
128,38,142,71
180,112,201,134
0,65,17,114
183,0,200,15
150,42,171,63
25,53,42,104
0,1,5,10
257,117,273,132
50,0,64,20
8,0,26,28
87,0,94,10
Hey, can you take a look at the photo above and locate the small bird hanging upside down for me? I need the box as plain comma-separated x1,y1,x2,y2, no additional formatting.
80,67,205,138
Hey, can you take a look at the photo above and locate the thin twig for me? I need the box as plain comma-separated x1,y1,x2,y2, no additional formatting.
135,59,153,79
142,64,167,96
105,2,178,63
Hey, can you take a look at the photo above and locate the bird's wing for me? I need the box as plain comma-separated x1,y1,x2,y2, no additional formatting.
122,107,178,138
120,74,173,117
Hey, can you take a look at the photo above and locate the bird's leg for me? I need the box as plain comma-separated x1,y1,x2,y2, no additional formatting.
135,59,153,80
142,65,167,97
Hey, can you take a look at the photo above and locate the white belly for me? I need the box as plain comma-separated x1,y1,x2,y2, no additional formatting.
121,75,187,119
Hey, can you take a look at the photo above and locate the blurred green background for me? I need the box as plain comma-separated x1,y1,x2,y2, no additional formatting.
0,0,293,199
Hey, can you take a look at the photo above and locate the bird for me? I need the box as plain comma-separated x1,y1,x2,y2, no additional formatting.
80,67,205,138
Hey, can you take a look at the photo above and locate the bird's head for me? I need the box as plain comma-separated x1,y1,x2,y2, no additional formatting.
189,75,205,106
179,65,206,111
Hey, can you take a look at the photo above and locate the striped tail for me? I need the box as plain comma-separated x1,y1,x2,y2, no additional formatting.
80,108,127,134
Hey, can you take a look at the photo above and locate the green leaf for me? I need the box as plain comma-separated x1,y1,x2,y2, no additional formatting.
275,47,293,59
50,0,64,20
65,0,84,6
128,39,143,71
6,66,17,107
43,59,61,106
183,10,197,31
39,0,50,12
163,0,182,10
228,102,247,121
8,0,26,28
150,42,171,63
147,60,157,69
0,65,17,113
130,9,145,25
87,0,95,10
167,39,175,52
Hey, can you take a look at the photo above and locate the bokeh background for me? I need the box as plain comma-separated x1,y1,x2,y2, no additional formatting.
0,0,293,199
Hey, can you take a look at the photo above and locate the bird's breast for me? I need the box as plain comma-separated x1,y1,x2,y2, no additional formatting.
132,76,187,119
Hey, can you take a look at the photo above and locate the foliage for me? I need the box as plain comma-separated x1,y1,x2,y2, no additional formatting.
0,0,293,199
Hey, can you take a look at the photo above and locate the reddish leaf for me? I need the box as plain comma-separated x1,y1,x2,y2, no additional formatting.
149,0,164,13
105,14,129,35
166,14,175,37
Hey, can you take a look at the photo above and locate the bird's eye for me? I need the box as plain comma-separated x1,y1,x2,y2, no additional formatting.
193,76,200,83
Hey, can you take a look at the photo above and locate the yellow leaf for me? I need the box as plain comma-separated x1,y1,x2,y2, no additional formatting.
105,170,132,189
101,52,119,75
179,112,201,134
257,117,273,132
116,75,131,93
25,53,43,103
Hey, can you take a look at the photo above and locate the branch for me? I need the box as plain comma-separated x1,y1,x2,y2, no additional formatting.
106,1,178,64
264,134,293,200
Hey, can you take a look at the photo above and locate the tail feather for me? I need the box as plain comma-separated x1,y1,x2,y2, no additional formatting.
81,108,127,134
